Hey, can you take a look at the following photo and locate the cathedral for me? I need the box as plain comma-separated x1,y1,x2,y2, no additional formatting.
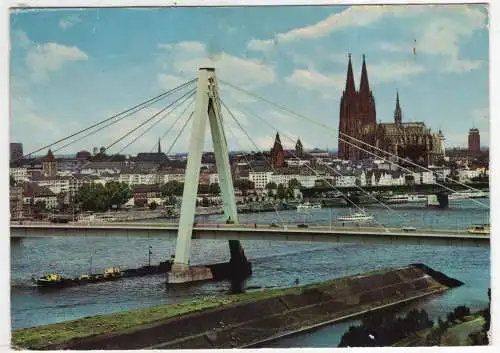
338,54,445,165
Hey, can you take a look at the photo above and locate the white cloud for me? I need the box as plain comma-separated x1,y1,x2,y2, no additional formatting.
156,74,187,89
26,42,88,81
59,15,82,30
247,38,276,52
249,5,424,50
285,69,345,98
157,41,277,89
12,30,31,48
368,61,426,83
379,6,487,73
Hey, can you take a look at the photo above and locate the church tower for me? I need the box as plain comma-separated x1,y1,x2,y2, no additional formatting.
270,132,285,168
295,137,303,157
42,149,57,177
394,91,402,124
338,54,377,161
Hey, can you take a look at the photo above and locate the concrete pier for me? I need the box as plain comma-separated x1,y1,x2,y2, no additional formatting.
168,264,213,284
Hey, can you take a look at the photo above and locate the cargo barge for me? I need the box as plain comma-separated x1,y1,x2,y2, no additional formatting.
32,259,174,289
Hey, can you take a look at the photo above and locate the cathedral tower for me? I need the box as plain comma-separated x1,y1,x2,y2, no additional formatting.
338,54,377,161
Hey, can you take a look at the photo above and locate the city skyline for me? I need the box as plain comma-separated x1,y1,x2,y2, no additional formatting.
10,5,489,156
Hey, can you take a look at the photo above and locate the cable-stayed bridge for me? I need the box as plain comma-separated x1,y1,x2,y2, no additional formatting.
10,68,490,283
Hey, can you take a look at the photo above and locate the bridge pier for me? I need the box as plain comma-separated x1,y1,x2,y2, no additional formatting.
168,67,250,284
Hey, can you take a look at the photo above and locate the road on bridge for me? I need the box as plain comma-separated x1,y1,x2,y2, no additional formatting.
10,222,489,248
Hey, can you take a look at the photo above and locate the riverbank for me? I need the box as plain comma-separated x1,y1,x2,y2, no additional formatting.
12,263,462,349
393,310,487,346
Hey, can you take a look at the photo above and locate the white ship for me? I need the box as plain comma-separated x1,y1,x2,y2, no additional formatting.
297,202,322,211
338,209,374,222
449,190,488,200
387,194,427,204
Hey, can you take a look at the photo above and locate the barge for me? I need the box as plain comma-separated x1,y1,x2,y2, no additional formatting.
32,259,173,289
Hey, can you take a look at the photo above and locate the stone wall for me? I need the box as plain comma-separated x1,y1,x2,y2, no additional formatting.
41,264,460,350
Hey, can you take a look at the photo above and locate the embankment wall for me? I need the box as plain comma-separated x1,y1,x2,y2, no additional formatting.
34,264,461,350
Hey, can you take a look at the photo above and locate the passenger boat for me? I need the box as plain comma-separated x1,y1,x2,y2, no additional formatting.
297,202,322,211
450,190,489,200
468,224,490,235
338,210,374,222
386,194,427,204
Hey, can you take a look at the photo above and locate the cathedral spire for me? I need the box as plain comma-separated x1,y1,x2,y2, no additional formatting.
344,53,356,95
359,54,370,96
394,91,402,124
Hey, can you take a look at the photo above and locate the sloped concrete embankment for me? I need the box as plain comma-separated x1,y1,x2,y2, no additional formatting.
41,264,461,350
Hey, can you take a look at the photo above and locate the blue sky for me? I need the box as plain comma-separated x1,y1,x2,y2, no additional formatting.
9,4,489,156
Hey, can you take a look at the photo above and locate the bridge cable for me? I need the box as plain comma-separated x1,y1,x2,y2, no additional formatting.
60,87,196,213
219,97,390,232
55,86,194,157
114,88,197,156
149,96,195,153
104,88,196,153
13,79,197,170
164,112,194,156
220,80,489,204
336,136,490,210
221,107,288,228
227,97,410,225
17,78,197,162
222,98,403,230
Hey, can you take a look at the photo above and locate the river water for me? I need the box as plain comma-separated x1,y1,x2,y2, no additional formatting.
10,199,490,347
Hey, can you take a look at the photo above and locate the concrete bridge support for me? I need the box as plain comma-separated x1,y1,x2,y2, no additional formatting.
168,67,250,284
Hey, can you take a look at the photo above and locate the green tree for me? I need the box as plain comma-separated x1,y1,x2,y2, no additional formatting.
161,180,183,196
198,184,209,194
149,201,158,210
234,179,255,191
76,183,107,211
34,200,47,211
265,182,277,190
208,183,220,195
10,175,16,187
105,181,132,209
288,178,301,189
277,183,287,200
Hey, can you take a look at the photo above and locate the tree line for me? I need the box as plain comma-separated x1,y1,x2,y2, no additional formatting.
338,294,491,347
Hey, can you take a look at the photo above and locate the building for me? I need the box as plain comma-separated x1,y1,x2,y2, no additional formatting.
10,167,28,183
23,182,58,210
338,54,376,161
338,55,445,165
134,140,169,170
468,128,481,154
10,143,23,162
42,149,57,177
295,138,303,157
270,132,285,168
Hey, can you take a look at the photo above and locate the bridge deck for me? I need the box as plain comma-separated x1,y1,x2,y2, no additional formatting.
10,223,489,248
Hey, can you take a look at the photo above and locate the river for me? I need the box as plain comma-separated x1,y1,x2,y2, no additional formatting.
10,198,490,347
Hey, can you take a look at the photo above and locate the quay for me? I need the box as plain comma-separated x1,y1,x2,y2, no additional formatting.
10,222,489,248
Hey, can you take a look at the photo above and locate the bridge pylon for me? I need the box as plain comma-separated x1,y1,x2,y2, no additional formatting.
168,67,249,284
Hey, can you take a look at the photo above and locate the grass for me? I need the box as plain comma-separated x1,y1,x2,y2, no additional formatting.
11,266,409,350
